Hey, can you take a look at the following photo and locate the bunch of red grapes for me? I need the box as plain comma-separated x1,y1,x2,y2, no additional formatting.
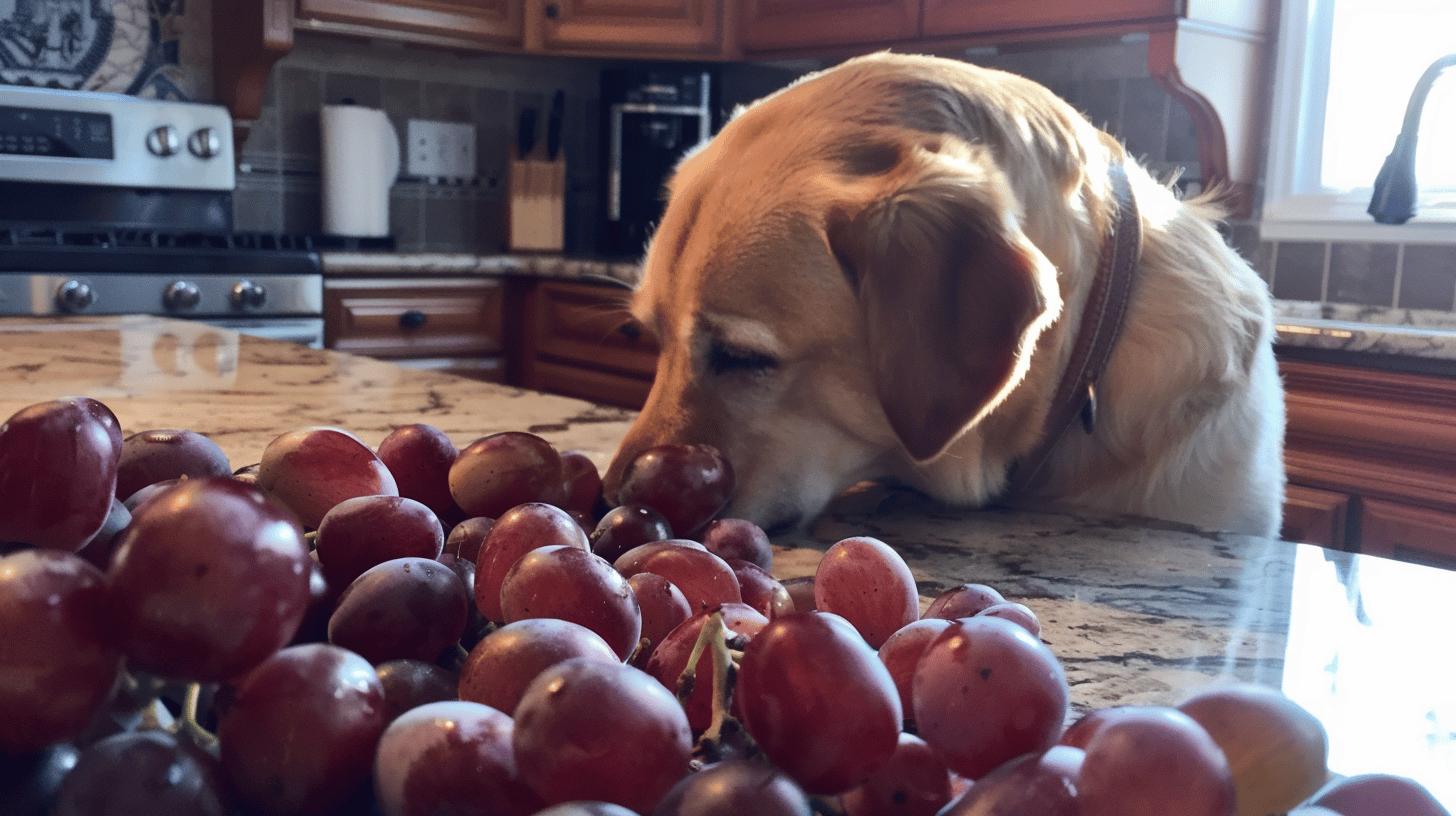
0,396,1447,816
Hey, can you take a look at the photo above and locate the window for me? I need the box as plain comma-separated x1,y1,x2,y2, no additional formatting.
1263,0,1456,241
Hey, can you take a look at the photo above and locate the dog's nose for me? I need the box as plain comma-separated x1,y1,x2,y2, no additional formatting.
600,446,636,506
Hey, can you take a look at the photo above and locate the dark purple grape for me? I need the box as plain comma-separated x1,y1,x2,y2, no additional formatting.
701,518,772,569
500,546,641,660
376,659,459,723
52,730,228,816
628,572,692,664
218,644,387,815
645,603,769,732
840,733,955,816
374,700,540,816
449,432,565,518
937,745,1083,815
615,444,734,535
475,503,588,622
257,427,399,528
923,584,1005,621
615,542,741,614
561,450,604,517
1078,707,1235,816
590,505,673,562
815,536,919,648
444,516,495,562
0,743,80,816
288,558,335,645
0,552,119,753
737,612,901,795
107,478,311,681
328,557,470,664
877,618,953,726
514,658,692,813
459,618,619,715
315,495,445,588
75,498,130,571
122,479,177,513
535,804,639,816
782,576,817,612
0,397,122,551
977,601,1041,637
914,617,1067,779
377,423,460,517
653,760,811,815
115,428,231,501
730,559,794,619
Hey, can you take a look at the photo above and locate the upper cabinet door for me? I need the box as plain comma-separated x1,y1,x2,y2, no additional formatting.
921,0,1177,37
297,0,525,46
537,0,723,54
740,0,920,52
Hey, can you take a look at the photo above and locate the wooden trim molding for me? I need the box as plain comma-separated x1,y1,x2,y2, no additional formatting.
213,0,294,149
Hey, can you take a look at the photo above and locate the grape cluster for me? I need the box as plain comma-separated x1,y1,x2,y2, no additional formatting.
0,396,1446,816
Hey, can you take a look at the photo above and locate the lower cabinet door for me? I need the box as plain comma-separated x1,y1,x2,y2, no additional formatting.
1359,499,1456,570
1281,484,1352,549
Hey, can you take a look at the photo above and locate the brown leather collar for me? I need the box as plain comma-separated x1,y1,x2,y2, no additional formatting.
1003,160,1143,497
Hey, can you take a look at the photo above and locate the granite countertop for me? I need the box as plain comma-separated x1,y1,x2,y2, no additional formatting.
7,316,1448,804
319,251,642,287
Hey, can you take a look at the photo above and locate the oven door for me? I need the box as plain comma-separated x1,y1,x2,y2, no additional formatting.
205,317,324,348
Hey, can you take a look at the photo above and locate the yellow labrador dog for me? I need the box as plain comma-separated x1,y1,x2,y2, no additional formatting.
602,53,1285,537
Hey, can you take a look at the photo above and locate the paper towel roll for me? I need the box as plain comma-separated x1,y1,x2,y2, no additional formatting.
320,104,400,237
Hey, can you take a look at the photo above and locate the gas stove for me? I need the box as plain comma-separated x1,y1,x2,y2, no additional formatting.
0,86,326,345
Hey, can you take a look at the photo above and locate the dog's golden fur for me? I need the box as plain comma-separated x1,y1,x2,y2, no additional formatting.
603,53,1285,536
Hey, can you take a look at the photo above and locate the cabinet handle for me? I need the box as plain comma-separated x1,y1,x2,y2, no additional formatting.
545,3,560,19
617,321,642,341
399,310,428,330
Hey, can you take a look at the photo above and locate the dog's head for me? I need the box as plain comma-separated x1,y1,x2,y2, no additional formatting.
603,55,1079,531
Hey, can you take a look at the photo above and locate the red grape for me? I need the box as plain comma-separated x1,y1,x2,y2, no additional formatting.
737,612,902,794
75,497,130,571
561,450,604,516
257,427,398,528
475,503,589,622
315,495,445,588
1312,774,1449,816
645,603,769,731
653,759,811,815
449,432,565,518
500,545,642,659
375,659,458,722
923,584,1005,620
374,700,540,816
107,478,311,681
937,745,1083,815
0,397,122,551
115,428,230,500
328,557,470,664
1078,707,1235,816
377,423,459,517
615,542,741,613
536,805,639,816
613,539,707,574
730,559,794,618
590,505,673,562
701,518,773,569
218,644,387,815
977,601,1040,637
122,478,177,513
459,618,619,715
1060,705,1144,749
814,536,919,647
444,515,495,562
782,576,817,611
628,572,692,663
877,618,953,726
52,730,228,816
0,551,120,753
0,743,79,816
615,443,734,535
912,617,1067,779
514,658,692,813
841,733,955,816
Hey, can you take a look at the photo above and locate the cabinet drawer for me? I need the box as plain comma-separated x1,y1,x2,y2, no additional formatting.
529,280,658,378
1360,500,1456,570
1282,484,1351,549
325,280,504,359
531,360,653,409
739,0,919,52
297,0,524,47
539,0,723,54
921,0,1177,38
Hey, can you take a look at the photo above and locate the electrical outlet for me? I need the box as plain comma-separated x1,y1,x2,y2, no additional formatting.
406,119,477,181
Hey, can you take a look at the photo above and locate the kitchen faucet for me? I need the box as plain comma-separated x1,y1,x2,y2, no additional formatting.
1368,52,1456,224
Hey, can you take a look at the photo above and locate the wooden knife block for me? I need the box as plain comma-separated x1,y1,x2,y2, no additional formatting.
508,156,565,252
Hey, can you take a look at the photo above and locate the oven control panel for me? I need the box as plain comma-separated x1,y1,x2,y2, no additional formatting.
0,86,234,191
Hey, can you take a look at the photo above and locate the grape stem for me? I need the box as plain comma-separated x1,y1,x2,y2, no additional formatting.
700,614,733,746
172,682,218,751
674,613,721,708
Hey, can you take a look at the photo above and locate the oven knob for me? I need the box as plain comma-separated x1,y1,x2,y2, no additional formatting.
188,127,222,159
230,279,267,309
146,125,181,157
56,280,95,313
163,280,201,311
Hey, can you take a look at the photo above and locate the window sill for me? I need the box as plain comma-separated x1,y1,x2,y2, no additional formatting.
1261,194,1456,243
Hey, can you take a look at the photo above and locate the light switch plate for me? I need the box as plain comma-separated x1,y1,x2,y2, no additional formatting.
406,119,477,181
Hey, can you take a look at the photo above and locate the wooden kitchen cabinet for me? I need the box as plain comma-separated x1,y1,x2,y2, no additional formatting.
518,279,657,408
534,0,723,55
324,278,506,381
920,0,1173,38
296,0,525,48
738,0,920,53
1281,484,1352,550
1359,500,1456,571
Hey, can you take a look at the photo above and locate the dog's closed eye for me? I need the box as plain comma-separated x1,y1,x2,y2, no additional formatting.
708,339,778,376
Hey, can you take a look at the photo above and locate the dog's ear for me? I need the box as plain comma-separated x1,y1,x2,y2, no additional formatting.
828,148,1060,462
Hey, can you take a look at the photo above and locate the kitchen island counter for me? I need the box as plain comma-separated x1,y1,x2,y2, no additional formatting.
1,316,1451,805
